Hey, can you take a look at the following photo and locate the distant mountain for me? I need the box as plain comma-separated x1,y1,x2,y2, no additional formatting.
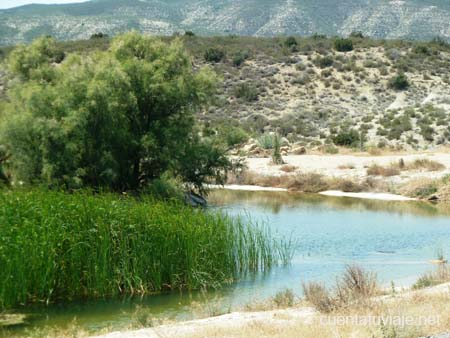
1,0,450,45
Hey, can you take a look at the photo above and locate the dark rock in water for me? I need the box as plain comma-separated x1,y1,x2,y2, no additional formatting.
185,192,207,207
376,250,395,254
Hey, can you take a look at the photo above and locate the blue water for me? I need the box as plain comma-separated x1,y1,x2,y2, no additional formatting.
4,190,450,336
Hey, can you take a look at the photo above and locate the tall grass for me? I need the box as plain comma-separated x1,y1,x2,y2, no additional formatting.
0,189,291,309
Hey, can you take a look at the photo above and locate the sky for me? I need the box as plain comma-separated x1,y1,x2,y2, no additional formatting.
0,0,89,9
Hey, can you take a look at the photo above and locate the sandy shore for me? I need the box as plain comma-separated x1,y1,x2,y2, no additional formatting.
209,184,288,192
92,283,450,338
245,153,450,182
319,190,417,201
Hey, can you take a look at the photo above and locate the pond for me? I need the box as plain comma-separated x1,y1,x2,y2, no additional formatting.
4,190,450,336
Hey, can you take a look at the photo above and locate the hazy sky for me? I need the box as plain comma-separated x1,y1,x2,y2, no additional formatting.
0,0,89,9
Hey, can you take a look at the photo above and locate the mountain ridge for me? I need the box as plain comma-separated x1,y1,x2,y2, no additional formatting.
1,0,450,45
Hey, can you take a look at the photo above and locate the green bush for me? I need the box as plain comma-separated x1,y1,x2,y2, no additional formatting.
184,31,195,37
388,73,409,90
333,129,362,147
232,50,249,67
233,83,259,101
314,55,334,68
204,48,225,63
284,36,298,48
334,38,354,52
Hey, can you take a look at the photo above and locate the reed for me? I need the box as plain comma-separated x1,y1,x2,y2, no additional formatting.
0,189,291,309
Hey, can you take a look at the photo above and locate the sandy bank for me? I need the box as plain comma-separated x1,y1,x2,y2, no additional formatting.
319,190,417,201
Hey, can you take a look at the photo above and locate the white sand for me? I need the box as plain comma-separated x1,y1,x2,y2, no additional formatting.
91,308,316,338
244,153,450,185
319,190,416,201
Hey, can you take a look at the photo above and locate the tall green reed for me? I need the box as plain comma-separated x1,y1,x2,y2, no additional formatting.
0,189,292,309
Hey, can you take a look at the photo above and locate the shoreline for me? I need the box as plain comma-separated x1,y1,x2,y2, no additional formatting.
211,185,416,202
92,281,450,338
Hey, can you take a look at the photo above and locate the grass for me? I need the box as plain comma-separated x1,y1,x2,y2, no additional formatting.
303,265,380,313
367,158,446,177
0,189,292,310
229,171,368,193
413,264,450,290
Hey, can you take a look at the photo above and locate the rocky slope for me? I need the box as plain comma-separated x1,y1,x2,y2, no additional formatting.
0,0,450,45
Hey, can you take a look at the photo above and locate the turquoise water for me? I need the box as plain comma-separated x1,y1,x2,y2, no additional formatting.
4,190,450,336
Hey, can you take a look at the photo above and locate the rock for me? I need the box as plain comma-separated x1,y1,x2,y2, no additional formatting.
420,334,450,338
280,137,290,146
291,146,306,155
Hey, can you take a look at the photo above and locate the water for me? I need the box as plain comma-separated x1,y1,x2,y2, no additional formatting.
4,190,450,336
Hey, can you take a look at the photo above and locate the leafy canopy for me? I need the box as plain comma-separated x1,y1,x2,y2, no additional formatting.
1,32,231,192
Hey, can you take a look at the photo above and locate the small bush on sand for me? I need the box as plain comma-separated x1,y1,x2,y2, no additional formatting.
303,282,335,313
367,164,401,177
334,38,354,52
204,48,225,63
388,73,409,90
233,83,259,101
280,165,298,173
303,265,379,313
272,288,296,308
413,264,450,290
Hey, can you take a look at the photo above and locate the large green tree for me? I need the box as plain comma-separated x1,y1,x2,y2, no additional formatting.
1,33,230,191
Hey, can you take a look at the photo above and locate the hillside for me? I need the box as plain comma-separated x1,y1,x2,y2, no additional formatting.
1,0,450,45
1,35,450,153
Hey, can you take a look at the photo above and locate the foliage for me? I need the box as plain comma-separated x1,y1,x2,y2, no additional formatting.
233,82,259,101
204,48,225,63
272,134,284,165
90,32,108,39
388,73,409,90
184,31,195,37
314,55,334,68
257,134,275,149
334,38,354,52
232,50,249,67
284,36,298,50
7,36,65,80
0,189,292,309
333,129,362,147
2,33,229,192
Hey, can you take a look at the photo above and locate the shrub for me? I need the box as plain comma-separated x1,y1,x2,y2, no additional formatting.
232,50,249,67
367,164,400,177
336,265,378,305
184,31,195,36
284,36,298,48
257,134,275,149
349,31,364,39
204,48,225,63
314,55,334,68
272,135,284,165
333,129,361,147
272,289,295,308
388,73,409,90
90,32,108,39
334,38,354,52
233,83,259,101
302,282,334,313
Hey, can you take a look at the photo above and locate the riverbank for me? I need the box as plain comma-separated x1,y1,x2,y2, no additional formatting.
226,152,450,202
93,281,450,338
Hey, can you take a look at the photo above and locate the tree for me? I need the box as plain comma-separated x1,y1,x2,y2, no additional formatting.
1,32,230,192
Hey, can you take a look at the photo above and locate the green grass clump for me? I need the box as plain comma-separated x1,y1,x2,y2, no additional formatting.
0,189,291,309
